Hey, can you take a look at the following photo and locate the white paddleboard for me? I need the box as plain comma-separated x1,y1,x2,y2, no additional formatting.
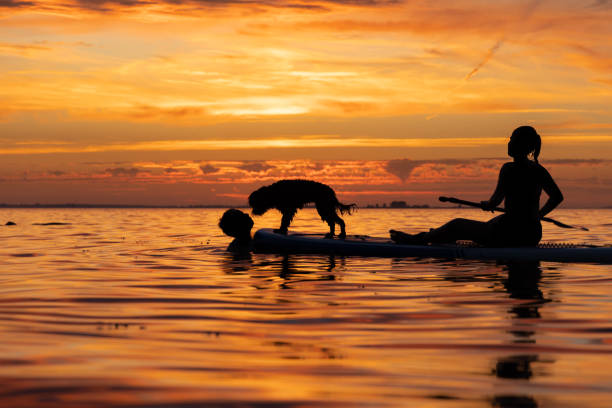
253,229,612,264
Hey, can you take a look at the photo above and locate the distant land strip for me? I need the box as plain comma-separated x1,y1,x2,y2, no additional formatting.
1,204,609,209
0,204,249,209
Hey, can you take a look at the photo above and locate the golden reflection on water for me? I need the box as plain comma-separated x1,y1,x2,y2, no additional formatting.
0,208,611,407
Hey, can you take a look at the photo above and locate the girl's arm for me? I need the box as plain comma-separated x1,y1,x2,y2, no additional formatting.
481,164,507,211
539,166,563,218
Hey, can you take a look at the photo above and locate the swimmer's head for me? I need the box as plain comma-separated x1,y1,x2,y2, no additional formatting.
219,209,254,239
509,126,541,163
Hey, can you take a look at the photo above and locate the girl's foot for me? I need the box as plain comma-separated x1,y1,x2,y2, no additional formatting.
389,230,427,245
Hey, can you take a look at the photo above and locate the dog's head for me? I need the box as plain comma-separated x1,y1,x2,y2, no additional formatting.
248,186,273,216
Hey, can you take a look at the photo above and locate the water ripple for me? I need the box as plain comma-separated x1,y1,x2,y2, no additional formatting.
0,208,610,407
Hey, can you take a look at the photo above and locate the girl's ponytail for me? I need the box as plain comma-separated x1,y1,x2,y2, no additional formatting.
532,131,541,163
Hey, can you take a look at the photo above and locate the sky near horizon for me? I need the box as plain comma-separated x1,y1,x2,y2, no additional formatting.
1,0,611,207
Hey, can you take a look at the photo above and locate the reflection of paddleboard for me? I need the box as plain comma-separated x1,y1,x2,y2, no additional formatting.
253,229,612,264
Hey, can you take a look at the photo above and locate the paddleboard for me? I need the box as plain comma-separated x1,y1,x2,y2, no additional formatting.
253,228,612,263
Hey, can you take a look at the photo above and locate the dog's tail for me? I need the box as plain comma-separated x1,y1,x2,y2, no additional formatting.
336,202,357,215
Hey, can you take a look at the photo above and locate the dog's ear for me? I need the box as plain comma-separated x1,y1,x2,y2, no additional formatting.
249,186,275,216
249,189,261,207
248,189,260,206
248,187,265,213
249,186,270,202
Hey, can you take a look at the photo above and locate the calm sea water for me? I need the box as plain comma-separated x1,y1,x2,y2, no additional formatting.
1,208,611,408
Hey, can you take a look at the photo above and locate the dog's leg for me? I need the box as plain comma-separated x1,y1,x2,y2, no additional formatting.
324,218,335,239
274,209,296,235
335,214,346,239
315,203,336,239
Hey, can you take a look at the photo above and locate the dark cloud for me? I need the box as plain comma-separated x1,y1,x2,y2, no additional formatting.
545,159,610,166
386,158,502,181
237,161,274,173
281,3,329,11
164,167,181,173
476,158,504,169
0,42,50,52
385,159,420,182
105,167,143,176
199,163,219,174
4,0,398,12
48,170,66,176
299,13,510,35
83,161,129,165
0,0,35,7
71,0,149,12
424,47,458,58
187,0,399,7
432,158,474,165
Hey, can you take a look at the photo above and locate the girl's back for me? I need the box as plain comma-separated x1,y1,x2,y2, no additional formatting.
501,160,550,221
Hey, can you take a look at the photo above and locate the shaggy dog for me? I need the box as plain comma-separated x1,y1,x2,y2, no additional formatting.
248,179,356,239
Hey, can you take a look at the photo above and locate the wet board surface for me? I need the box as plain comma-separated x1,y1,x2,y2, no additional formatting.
254,228,612,263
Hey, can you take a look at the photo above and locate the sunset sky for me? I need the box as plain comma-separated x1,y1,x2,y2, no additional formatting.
1,0,611,207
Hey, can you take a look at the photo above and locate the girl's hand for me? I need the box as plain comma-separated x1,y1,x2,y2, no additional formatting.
480,201,494,212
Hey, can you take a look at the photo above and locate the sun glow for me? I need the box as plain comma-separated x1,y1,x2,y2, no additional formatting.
1,0,611,205
2,135,612,155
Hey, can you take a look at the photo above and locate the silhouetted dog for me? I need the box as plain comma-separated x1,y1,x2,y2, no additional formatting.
248,179,356,238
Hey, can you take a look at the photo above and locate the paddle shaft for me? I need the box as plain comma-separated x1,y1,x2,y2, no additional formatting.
438,196,588,231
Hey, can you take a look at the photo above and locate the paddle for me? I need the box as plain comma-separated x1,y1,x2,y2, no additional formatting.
438,196,589,231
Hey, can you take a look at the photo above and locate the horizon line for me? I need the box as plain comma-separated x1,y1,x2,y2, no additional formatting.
1,204,610,210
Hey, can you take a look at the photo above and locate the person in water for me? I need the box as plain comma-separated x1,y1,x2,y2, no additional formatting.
390,126,564,247
219,209,254,252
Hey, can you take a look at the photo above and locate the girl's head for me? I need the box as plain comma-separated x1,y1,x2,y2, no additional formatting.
219,209,254,240
508,126,541,162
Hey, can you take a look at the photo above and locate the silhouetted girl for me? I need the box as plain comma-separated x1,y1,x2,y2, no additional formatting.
219,209,254,252
390,126,563,247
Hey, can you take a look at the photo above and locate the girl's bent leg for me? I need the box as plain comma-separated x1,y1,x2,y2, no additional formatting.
425,218,489,244
390,229,427,244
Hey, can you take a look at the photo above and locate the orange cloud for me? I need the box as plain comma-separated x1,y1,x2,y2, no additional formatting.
125,104,207,120
0,158,505,186
2,157,612,207
1,0,610,207
0,41,50,56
